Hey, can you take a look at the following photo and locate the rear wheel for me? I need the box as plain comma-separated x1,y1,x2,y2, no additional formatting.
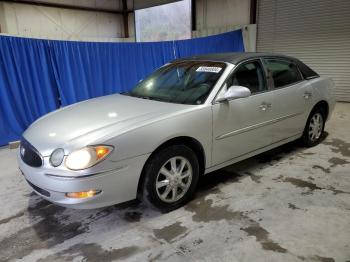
142,145,199,212
302,107,325,147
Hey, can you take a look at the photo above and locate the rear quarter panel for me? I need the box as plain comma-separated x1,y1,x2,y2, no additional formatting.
309,76,336,121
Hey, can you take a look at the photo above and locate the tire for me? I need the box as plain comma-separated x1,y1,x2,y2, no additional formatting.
142,145,199,212
302,107,326,147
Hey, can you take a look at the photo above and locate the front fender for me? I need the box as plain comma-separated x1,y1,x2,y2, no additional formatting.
105,106,213,168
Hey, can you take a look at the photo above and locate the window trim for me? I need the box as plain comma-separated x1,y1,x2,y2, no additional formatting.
262,57,305,90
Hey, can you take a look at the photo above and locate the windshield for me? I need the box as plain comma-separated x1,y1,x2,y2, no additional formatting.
124,61,226,105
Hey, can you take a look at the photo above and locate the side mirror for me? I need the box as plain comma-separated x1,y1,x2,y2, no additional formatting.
216,85,251,102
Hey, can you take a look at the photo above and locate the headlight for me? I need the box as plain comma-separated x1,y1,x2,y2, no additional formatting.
65,145,113,170
50,148,65,167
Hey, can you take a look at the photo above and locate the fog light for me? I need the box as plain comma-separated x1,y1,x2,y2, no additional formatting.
65,190,101,199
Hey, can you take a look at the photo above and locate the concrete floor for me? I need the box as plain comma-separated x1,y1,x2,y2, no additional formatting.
0,103,349,262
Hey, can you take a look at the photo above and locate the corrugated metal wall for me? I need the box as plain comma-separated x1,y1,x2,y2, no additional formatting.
195,0,250,31
257,0,350,102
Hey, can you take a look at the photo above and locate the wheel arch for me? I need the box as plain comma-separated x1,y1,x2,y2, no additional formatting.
136,136,206,199
312,100,329,120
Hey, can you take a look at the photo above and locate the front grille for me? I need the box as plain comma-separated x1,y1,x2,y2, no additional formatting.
20,140,43,167
26,180,51,197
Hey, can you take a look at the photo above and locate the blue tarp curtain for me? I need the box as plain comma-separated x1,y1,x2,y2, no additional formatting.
0,37,59,146
0,30,244,146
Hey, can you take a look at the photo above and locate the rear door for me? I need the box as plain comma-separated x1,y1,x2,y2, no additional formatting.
263,58,313,142
211,59,274,166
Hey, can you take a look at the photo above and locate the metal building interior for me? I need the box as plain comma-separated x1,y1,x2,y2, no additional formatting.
0,0,349,261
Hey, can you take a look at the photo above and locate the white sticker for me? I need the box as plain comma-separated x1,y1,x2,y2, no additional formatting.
196,66,222,73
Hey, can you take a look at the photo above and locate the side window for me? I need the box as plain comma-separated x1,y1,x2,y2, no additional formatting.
226,60,267,94
264,59,303,88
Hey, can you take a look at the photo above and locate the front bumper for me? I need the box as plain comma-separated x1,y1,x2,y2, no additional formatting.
18,151,150,209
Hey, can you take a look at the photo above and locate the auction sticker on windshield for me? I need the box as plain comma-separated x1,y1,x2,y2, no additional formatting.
196,66,222,73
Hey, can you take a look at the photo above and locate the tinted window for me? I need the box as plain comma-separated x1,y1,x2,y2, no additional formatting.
226,60,266,94
265,59,302,88
126,61,226,105
295,59,319,79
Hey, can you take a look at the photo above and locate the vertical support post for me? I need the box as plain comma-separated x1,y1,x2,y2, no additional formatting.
250,0,257,24
122,0,129,38
191,0,196,31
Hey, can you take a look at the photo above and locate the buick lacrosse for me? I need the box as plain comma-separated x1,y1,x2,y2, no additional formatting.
18,53,335,211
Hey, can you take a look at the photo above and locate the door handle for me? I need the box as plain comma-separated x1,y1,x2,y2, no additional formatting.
303,92,312,99
259,102,271,111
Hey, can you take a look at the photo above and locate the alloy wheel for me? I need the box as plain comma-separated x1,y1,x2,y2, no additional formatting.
155,156,193,203
308,112,324,142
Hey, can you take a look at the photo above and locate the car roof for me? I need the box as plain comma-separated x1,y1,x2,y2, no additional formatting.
174,52,296,65
173,52,319,79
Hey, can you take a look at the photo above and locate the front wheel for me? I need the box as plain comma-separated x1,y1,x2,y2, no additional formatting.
302,107,325,147
142,145,199,212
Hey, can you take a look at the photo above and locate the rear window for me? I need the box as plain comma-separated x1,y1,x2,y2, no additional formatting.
294,59,319,79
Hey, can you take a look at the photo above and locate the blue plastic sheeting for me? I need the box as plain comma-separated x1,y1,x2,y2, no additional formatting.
174,30,245,58
50,40,176,105
52,30,244,105
0,30,244,146
0,37,59,146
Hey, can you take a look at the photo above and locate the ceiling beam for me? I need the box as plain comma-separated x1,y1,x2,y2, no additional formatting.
0,0,134,14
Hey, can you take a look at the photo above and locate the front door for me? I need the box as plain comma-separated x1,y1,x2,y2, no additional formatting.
211,59,274,166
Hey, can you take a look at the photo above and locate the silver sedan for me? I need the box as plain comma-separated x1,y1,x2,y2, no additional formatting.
18,53,335,211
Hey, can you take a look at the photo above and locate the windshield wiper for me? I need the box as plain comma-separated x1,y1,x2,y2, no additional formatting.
130,94,152,100
122,92,186,104
121,92,148,99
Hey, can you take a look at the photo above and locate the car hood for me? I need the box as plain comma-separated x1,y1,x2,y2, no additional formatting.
23,94,192,156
